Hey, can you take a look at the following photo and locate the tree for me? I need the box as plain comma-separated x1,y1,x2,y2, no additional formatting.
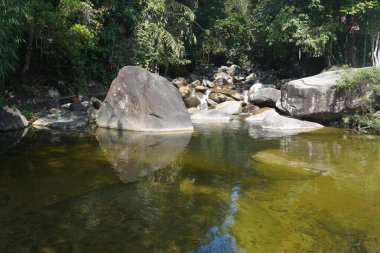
133,0,196,72
0,0,25,81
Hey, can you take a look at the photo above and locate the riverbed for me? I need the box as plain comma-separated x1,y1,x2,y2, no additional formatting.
1,122,380,252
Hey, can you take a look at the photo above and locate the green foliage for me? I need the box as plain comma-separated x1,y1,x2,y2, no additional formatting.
203,12,254,66
0,0,26,80
338,67,380,133
267,3,337,55
338,67,380,88
133,0,196,72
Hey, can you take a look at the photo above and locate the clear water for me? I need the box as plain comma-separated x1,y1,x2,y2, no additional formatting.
1,122,380,252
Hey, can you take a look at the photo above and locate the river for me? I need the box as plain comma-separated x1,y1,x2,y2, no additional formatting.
0,122,380,252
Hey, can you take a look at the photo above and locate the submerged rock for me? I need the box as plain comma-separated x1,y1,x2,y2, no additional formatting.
33,110,88,129
252,149,324,180
97,66,193,132
96,128,191,183
0,106,29,131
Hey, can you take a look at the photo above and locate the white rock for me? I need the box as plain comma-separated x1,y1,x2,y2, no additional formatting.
215,101,243,115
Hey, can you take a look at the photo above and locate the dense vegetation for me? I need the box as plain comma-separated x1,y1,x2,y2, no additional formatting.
338,67,380,132
1,0,379,90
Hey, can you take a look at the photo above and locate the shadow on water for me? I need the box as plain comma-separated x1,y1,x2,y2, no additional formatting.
0,128,28,155
95,128,192,183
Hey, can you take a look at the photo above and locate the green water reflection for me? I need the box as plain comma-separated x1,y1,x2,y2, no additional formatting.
0,123,380,252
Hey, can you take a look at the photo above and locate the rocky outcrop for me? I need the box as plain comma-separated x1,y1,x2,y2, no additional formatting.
96,66,193,132
33,110,88,129
0,106,29,131
276,70,347,121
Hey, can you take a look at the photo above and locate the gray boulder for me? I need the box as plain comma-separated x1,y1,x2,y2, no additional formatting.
276,70,350,121
33,110,88,129
97,66,193,132
0,106,29,131
250,88,281,107
215,101,243,115
262,111,324,130
191,109,231,122
245,109,277,123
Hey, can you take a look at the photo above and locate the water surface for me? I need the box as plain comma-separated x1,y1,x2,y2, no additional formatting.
1,122,380,252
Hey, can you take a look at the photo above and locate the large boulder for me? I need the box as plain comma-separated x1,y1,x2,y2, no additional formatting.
250,88,281,107
276,70,349,121
97,66,193,132
0,106,29,131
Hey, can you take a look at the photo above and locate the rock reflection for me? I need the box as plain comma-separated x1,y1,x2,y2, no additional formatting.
96,128,192,183
0,128,28,155
248,126,301,139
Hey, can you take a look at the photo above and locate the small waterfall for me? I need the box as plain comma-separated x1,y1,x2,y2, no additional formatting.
243,90,249,103
190,89,197,97
197,89,212,110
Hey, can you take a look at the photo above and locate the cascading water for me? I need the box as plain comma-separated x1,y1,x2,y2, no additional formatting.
198,89,212,110
243,90,249,104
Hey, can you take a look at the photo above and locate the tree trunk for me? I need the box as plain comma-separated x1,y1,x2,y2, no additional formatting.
22,26,34,73
351,30,357,67
373,31,380,67
363,31,367,67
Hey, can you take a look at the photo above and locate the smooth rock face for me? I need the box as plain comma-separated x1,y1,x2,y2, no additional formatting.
262,111,324,130
191,109,231,122
33,111,88,129
97,66,193,132
215,101,243,115
96,128,191,183
250,88,281,107
276,70,346,121
245,109,277,123
0,106,29,131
